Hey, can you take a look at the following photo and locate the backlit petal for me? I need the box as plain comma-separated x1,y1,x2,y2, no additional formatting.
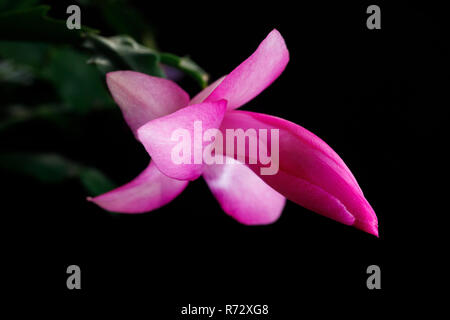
106,71,190,135
204,29,289,110
219,111,378,236
88,161,188,213
203,157,286,225
137,100,227,181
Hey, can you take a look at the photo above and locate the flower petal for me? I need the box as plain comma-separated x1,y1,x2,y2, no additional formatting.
219,111,378,236
190,76,225,105
204,29,289,110
88,161,188,213
137,100,227,181
203,157,286,225
106,71,190,135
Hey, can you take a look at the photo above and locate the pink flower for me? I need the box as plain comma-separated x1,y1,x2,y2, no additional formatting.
88,29,378,236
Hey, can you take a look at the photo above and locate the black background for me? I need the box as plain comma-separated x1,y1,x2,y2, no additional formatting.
4,0,447,315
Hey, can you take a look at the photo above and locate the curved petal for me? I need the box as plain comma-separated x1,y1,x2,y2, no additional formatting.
137,100,227,181
190,76,225,105
88,162,189,213
203,157,286,225
106,71,190,135
204,29,289,110
218,111,378,236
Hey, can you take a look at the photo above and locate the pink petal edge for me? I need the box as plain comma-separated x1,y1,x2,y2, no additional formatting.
219,111,378,236
87,161,189,213
106,71,190,135
203,157,286,225
137,100,228,181
204,29,289,110
190,76,226,105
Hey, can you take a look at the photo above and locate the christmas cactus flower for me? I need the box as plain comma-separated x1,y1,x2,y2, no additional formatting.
88,29,378,236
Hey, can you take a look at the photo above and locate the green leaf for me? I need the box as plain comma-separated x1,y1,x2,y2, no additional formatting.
93,0,158,48
0,153,79,183
86,56,115,74
85,34,165,77
0,152,116,195
160,52,209,88
40,47,112,113
79,167,116,196
0,6,208,88
0,60,34,85
0,0,39,12
0,6,97,44
0,41,50,73
0,41,112,113
0,104,67,132
85,34,209,88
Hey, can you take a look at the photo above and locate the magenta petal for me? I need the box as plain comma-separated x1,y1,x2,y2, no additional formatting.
106,71,190,135
137,100,227,181
259,169,356,226
204,29,289,110
203,157,286,225
219,111,378,236
190,76,225,105
88,162,188,213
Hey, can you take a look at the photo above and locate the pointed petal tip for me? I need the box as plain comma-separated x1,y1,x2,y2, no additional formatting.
367,224,379,238
373,227,379,238
267,28,289,52
268,28,282,40
86,195,105,206
353,219,379,237
204,29,289,110
86,162,189,214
